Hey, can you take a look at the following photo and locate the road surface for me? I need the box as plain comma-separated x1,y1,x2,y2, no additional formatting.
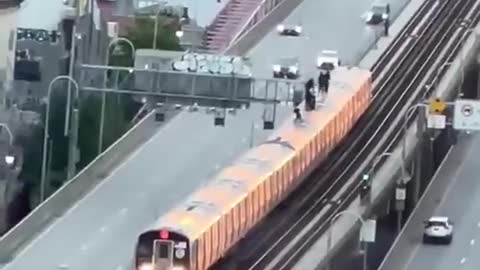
391,133,480,270
2,0,414,268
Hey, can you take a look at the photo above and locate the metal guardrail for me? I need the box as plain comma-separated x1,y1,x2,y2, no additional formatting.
0,110,160,263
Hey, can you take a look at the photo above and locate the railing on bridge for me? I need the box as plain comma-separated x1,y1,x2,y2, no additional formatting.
204,0,288,53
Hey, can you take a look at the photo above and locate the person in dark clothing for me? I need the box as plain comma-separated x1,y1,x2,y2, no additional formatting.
318,69,330,94
304,78,316,111
384,17,390,36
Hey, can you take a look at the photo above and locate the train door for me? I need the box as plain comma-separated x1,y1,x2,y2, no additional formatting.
152,239,174,270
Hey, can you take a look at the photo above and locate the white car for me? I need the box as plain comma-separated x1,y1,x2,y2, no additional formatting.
423,216,453,244
276,24,303,36
273,57,300,79
365,2,390,25
316,50,341,71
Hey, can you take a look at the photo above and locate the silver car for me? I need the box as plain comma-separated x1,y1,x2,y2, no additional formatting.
273,57,300,79
423,216,453,244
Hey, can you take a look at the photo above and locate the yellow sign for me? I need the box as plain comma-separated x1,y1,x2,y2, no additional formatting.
429,98,446,114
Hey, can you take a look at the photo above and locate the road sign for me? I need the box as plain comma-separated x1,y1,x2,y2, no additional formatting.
429,98,446,114
360,219,377,243
395,188,406,200
427,114,446,129
453,99,480,130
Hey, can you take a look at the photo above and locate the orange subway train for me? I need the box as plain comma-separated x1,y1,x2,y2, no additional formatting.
134,67,372,270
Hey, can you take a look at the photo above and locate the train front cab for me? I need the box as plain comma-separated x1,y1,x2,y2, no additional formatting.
135,229,191,270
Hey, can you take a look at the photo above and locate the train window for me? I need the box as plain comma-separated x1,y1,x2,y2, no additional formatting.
259,182,265,213
156,242,169,258
279,167,285,193
265,176,272,208
239,199,246,231
197,238,204,269
296,156,301,177
218,217,225,253
271,171,278,201
257,186,263,218
212,224,218,261
232,206,239,241
205,229,211,265
226,212,232,246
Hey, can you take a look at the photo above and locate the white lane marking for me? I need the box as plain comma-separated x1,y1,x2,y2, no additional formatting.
471,239,475,245
460,257,467,264
57,264,69,269
119,208,128,215
214,164,220,170
13,116,164,261
99,226,107,233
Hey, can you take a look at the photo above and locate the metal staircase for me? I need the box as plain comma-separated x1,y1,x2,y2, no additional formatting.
203,0,262,53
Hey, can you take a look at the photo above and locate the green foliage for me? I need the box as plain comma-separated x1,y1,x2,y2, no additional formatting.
15,124,43,186
48,86,69,170
77,93,101,169
125,16,181,51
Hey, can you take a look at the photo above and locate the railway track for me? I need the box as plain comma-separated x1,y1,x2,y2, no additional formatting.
211,0,480,269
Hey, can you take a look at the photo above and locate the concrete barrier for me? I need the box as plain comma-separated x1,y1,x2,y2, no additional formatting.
224,0,304,56
0,110,160,263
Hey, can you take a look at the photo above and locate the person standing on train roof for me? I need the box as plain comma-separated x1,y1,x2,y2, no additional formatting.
304,78,315,111
318,69,330,96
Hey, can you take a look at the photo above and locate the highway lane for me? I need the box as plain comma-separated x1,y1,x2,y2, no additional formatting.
396,133,480,270
247,0,411,79
1,105,291,270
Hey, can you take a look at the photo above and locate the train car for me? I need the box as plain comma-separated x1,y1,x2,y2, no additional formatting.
134,66,372,270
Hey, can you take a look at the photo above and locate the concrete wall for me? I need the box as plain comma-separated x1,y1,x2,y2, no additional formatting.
0,110,161,263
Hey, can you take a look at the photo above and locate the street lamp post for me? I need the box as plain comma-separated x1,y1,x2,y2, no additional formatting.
98,37,135,155
41,76,80,203
0,123,15,208
0,124,13,146
153,6,163,50
327,210,368,270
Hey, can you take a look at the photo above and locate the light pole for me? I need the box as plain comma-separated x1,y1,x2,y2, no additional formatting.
153,5,163,49
41,76,80,203
0,124,13,146
98,37,135,155
364,151,392,178
327,210,368,270
0,123,15,208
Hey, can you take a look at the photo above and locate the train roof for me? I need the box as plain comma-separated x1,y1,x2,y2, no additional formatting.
143,66,372,240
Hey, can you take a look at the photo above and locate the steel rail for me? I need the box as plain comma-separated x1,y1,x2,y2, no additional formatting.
268,1,480,269
371,0,436,79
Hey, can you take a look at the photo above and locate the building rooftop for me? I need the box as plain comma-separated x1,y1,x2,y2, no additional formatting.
0,0,24,9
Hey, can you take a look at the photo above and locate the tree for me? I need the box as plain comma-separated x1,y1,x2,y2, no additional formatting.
125,16,181,51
